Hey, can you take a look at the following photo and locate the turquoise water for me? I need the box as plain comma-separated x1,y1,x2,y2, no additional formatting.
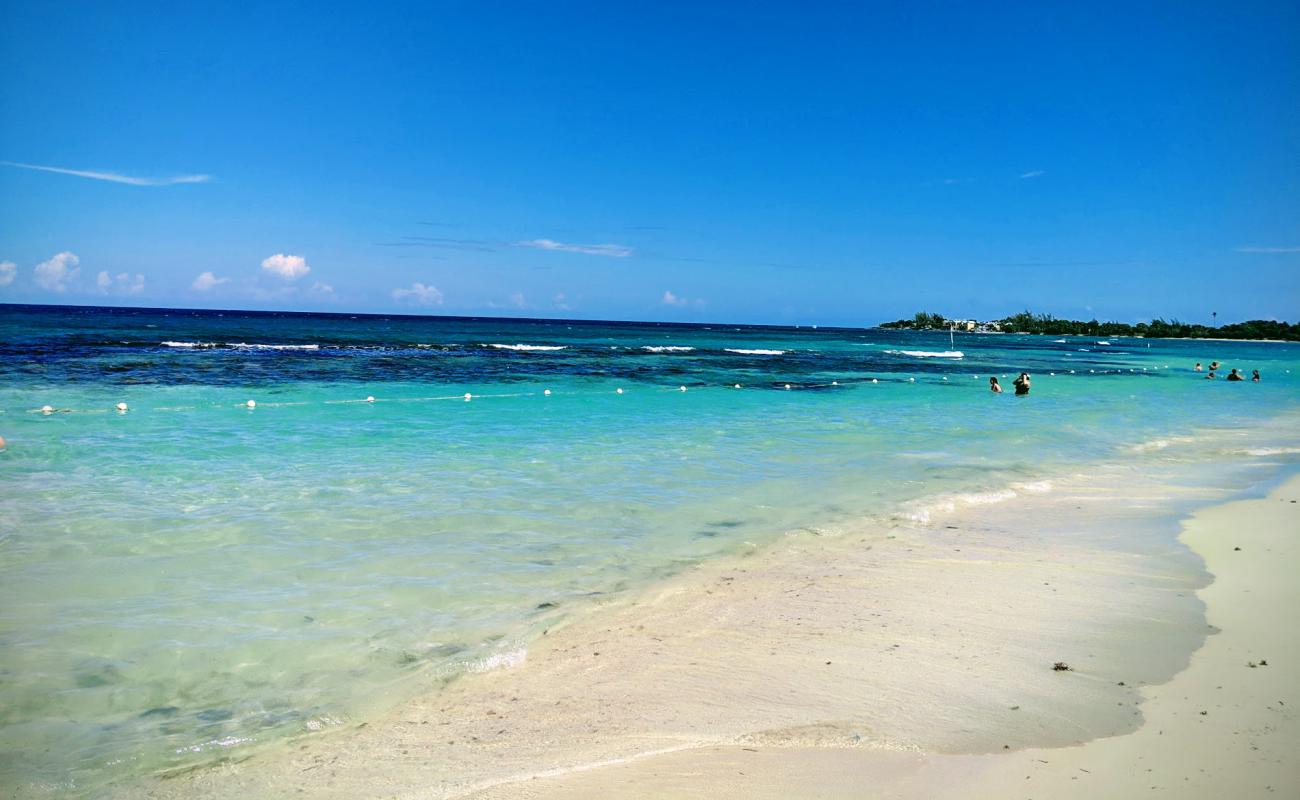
1,305,1298,796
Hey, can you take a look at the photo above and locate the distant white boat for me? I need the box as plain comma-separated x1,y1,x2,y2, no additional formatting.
1096,340,1111,345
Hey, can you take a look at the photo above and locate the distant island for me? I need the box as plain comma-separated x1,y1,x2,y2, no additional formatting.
879,311,1299,341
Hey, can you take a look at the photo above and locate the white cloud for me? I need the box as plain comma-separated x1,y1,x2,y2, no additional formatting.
392,282,443,305
34,251,80,292
2,161,210,186
261,253,311,280
310,281,334,295
516,239,632,258
0,261,15,287
192,271,230,291
508,292,526,308
1235,246,1300,253
553,291,570,311
1019,170,1045,179
662,290,688,307
96,270,145,295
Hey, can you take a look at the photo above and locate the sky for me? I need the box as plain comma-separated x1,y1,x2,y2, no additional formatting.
1,1,1297,326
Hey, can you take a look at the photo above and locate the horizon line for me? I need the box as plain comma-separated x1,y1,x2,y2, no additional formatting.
0,300,1288,331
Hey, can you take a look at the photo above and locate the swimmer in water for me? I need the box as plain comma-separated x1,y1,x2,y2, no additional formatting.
989,376,1003,393
1226,368,1244,381
1252,369,1261,382
1205,371,1216,379
1194,362,1203,371
1013,372,1031,395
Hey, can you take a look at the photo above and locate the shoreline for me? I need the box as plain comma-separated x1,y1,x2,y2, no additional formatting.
134,447,1300,799
469,473,1300,799
886,329,1295,344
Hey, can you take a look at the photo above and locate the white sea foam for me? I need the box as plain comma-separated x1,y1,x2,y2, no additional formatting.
1239,447,1300,456
884,349,964,359
486,344,567,351
469,646,527,673
900,480,1054,523
724,348,786,355
642,345,696,352
161,340,218,348
1128,436,1198,454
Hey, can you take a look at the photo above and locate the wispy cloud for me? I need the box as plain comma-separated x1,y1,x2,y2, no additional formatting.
1235,246,1300,253
1019,170,1045,179
517,239,633,258
34,251,79,292
261,253,311,280
192,271,230,291
661,290,688,307
396,236,496,252
0,261,15,287
392,282,444,305
3,161,211,186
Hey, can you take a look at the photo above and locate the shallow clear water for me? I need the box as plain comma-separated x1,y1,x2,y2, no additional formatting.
1,304,1298,796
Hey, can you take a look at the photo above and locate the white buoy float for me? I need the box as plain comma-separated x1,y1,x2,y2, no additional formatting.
245,400,256,409
908,377,915,382
464,393,472,401
784,383,791,390
871,378,878,384
366,396,375,403
616,388,624,394
733,383,741,389
543,389,551,396
679,385,687,392
41,405,54,414
116,402,128,412
832,381,838,386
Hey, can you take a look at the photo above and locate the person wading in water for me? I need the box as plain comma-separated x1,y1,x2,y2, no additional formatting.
1013,373,1031,396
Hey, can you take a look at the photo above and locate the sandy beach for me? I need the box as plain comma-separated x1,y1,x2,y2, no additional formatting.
464,474,1300,799
138,458,1299,799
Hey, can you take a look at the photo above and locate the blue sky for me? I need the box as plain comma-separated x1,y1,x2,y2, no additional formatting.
1,1,1297,325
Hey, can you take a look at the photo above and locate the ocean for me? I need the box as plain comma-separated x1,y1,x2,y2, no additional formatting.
1,303,1298,797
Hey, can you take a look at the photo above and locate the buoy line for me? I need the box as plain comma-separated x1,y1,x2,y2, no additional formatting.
19,369,1165,417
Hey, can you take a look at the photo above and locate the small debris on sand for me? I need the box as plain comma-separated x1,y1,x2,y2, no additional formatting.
1053,662,1071,671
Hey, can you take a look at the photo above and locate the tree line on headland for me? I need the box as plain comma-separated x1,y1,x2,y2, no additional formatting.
879,311,1299,341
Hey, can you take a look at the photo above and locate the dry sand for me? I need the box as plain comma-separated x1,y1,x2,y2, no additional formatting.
142,464,1297,799
468,475,1300,799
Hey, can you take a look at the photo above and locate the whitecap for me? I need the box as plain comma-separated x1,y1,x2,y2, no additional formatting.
884,349,964,359
724,348,786,355
642,345,696,352
485,344,567,352
227,343,320,350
